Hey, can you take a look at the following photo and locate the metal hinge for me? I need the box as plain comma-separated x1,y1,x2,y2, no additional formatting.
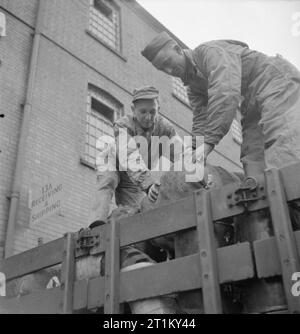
75,229,100,256
227,177,266,211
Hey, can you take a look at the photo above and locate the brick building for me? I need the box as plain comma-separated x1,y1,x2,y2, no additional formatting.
0,0,243,258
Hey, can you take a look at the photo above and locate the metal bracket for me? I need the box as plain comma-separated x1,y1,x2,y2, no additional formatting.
227,177,266,211
75,229,100,257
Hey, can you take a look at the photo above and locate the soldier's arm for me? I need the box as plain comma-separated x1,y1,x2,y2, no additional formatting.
114,121,154,192
193,44,242,148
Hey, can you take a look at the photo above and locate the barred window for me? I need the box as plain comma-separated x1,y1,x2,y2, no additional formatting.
231,118,243,145
172,77,190,106
85,87,123,165
89,0,121,51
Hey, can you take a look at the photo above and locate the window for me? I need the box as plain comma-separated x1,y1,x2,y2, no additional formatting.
172,77,190,106
85,86,123,165
89,0,121,51
231,118,243,145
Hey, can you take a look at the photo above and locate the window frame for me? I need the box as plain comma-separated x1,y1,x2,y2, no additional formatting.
172,77,191,108
88,0,123,55
81,87,123,169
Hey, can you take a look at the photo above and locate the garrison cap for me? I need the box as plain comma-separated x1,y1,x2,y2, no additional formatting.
141,31,174,62
132,86,159,102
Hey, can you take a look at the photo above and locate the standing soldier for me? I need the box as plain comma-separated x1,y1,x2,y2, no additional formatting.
141,32,300,313
141,32,300,177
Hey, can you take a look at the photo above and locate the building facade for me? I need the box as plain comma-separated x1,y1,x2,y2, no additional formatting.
0,0,243,257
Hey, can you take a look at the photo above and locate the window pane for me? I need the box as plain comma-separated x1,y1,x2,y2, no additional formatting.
172,77,190,105
89,0,120,52
86,87,123,162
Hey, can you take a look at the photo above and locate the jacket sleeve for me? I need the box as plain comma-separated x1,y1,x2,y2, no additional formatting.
187,87,208,148
160,118,186,164
194,45,242,146
114,122,154,192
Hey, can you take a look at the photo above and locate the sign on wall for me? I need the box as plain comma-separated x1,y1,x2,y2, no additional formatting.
29,180,65,225
0,12,6,37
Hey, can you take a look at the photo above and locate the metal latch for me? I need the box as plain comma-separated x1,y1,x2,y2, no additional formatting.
76,229,100,255
227,177,266,210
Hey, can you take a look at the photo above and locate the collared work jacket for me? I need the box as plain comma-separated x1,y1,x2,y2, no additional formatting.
184,40,300,173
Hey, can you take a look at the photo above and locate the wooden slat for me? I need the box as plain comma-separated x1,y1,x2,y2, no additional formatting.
254,231,300,278
280,162,300,202
0,287,61,314
265,168,300,313
195,190,222,314
88,242,254,308
0,242,254,313
104,218,120,314
73,279,88,311
60,233,75,314
0,238,64,281
217,242,254,282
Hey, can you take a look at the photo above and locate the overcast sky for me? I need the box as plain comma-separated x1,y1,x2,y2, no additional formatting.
137,0,300,69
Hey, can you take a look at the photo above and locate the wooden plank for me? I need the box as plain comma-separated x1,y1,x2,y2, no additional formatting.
0,238,64,281
0,242,254,313
87,242,254,309
120,197,198,246
195,190,222,314
217,242,254,283
0,287,61,314
280,162,300,202
104,218,120,314
73,279,88,311
60,233,75,314
86,275,105,310
254,231,300,278
265,168,300,313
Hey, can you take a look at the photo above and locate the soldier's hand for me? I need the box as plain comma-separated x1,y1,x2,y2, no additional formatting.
148,182,161,203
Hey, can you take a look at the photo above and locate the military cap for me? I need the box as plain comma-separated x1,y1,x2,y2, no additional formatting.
141,31,173,62
132,86,159,102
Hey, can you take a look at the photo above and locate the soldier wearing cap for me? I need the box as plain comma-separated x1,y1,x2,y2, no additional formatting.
141,32,300,179
90,86,182,228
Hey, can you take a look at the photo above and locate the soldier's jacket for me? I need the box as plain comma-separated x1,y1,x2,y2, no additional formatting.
183,40,300,149
97,114,184,192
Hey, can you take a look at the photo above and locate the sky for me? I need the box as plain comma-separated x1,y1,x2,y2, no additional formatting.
137,0,300,69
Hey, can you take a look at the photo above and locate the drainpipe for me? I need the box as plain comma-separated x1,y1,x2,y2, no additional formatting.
4,0,45,258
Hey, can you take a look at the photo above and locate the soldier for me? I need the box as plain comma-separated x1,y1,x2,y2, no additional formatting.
89,85,184,229
141,32,300,177
141,33,300,312
88,86,186,314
